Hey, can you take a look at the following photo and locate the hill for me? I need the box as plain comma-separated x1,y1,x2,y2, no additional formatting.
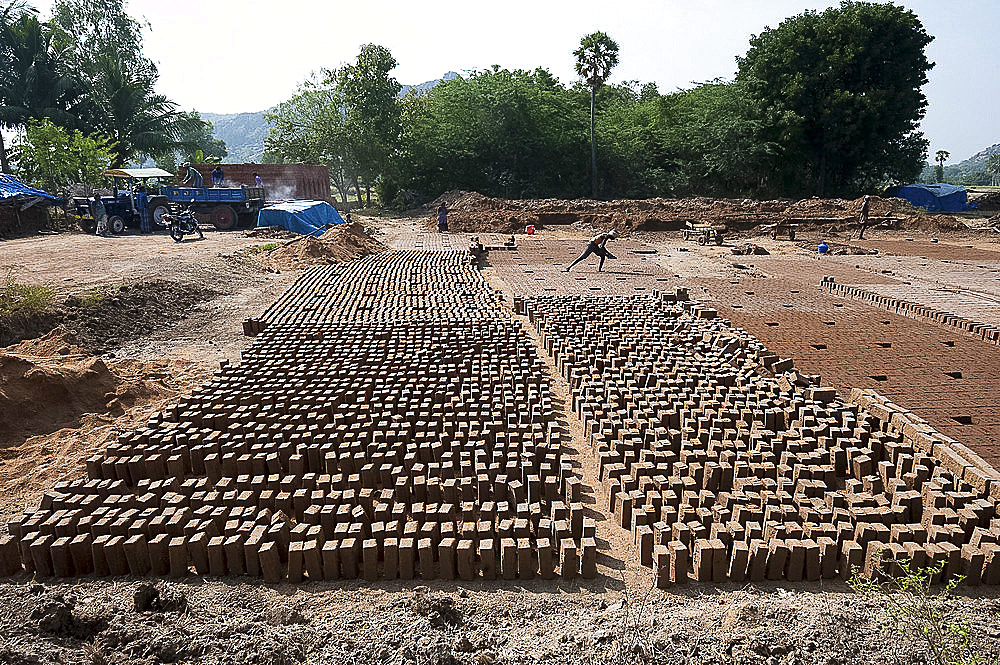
201,73,460,165
201,111,270,163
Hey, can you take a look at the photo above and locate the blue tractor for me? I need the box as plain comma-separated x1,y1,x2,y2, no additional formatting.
72,168,174,234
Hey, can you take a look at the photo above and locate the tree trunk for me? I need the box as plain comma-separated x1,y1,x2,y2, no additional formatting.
365,183,371,207
0,129,9,174
353,177,362,204
590,87,597,199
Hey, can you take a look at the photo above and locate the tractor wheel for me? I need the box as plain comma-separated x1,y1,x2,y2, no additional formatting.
788,230,795,241
151,204,170,226
80,218,96,234
211,205,238,230
715,234,724,245
698,234,708,246
770,230,778,240
682,230,690,241
108,215,126,235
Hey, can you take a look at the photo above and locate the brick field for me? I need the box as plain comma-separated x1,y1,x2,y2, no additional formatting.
3,232,999,586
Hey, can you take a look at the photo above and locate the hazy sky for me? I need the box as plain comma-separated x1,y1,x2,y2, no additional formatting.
31,0,1000,163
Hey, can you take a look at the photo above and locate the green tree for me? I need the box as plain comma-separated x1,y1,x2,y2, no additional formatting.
934,149,949,182
392,68,588,202
737,1,933,197
48,0,194,166
574,31,619,198
12,117,112,191
335,44,402,206
0,8,87,173
265,73,355,204
86,55,203,167
151,110,227,173
986,154,1000,186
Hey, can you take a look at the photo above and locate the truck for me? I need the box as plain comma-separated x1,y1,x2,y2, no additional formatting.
72,168,267,233
161,184,266,230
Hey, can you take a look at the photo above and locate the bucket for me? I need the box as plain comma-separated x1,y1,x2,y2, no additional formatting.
525,224,535,235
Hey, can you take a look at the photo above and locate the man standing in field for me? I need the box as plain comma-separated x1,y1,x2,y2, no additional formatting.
856,195,871,240
437,202,449,232
91,194,108,237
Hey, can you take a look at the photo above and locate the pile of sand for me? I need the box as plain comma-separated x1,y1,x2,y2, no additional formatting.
266,223,386,270
0,327,117,439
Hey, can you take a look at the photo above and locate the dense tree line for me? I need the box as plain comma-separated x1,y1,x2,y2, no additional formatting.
0,0,223,186
269,1,935,205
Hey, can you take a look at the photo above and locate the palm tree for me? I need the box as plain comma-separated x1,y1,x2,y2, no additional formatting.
574,31,619,198
934,150,949,183
0,10,86,173
84,55,202,167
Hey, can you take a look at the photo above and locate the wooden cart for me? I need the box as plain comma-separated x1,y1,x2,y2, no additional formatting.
762,222,799,240
682,221,726,245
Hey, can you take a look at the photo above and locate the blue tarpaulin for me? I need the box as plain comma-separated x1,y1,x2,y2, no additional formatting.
888,183,976,212
0,173,61,204
256,200,345,237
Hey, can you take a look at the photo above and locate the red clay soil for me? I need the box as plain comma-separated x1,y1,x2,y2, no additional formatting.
424,191,940,234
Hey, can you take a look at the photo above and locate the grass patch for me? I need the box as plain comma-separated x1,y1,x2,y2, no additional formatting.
247,242,280,254
75,288,108,308
0,270,56,316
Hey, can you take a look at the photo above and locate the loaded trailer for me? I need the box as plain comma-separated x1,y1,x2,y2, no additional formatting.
71,168,267,233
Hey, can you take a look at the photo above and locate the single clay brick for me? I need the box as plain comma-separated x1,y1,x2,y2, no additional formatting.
50,537,72,577
457,539,475,581
105,536,128,576
68,533,93,576
287,541,305,583
207,536,226,576
560,538,578,580
398,538,414,580
167,537,188,578
479,539,496,580
123,535,151,576
187,533,210,575
439,538,457,580
303,540,323,581
148,533,169,576
537,537,555,580
258,541,283,583
418,537,436,580
382,538,398,580
729,541,749,582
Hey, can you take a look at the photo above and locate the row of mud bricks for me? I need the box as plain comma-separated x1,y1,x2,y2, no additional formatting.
520,291,1000,587
244,251,503,335
2,253,599,581
821,277,1000,345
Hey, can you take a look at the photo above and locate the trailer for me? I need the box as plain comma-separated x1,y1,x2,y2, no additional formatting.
681,221,726,245
761,222,798,240
163,185,266,230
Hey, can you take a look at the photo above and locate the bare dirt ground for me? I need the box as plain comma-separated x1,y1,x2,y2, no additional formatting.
1,211,999,664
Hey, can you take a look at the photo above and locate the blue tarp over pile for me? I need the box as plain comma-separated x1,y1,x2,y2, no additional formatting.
888,183,976,212
256,200,345,237
0,173,61,203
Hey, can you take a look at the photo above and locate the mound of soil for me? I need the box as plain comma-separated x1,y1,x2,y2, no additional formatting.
420,192,927,234
0,327,116,440
266,223,386,270
0,280,217,351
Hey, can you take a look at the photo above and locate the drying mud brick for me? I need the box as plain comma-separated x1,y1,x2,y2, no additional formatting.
258,541,282,583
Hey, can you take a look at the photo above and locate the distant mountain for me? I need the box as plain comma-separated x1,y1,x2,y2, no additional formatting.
201,111,270,163
400,71,459,97
200,73,459,164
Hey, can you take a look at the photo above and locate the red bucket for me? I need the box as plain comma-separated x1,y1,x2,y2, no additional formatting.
525,224,535,235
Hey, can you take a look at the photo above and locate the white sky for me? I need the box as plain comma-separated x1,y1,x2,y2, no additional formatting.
31,0,1000,163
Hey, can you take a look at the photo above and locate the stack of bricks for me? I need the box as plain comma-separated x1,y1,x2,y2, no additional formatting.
519,291,1000,587
822,277,1000,346
1,251,595,582
244,251,503,335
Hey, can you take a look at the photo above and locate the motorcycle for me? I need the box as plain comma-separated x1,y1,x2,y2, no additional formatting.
163,203,204,242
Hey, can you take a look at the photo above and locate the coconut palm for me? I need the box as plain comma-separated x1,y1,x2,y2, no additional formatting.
0,10,87,173
574,31,619,198
84,55,203,167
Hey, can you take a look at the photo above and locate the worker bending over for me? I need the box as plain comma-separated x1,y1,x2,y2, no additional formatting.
564,229,619,272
